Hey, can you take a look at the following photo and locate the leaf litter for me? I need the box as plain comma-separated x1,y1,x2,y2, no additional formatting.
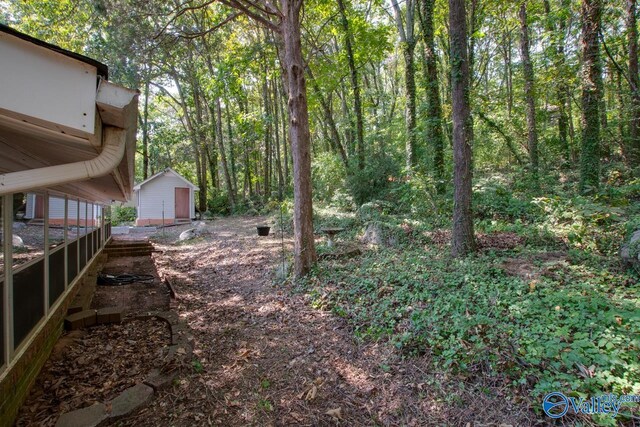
15,319,171,426
18,217,535,426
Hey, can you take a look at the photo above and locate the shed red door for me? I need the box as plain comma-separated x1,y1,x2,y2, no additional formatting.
34,195,44,219
175,187,190,219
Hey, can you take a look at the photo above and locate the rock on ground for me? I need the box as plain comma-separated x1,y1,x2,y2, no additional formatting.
361,222,401,247
621,229,640,269
178,228,198,241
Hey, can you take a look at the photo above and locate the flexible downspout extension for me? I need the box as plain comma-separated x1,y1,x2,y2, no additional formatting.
0,127,126,197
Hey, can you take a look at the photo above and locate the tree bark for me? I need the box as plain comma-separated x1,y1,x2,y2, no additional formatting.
141,77,150,180
214,99,236,209
391,0,418,171
418,0,445,192
262,69,271,200
579,0,603,193
519,1,539,185
280,0,317,277
336,0,365,170
272,77,285,198
628,0,640,164
449,0,476,256
546,0,572,163
402,42,418,170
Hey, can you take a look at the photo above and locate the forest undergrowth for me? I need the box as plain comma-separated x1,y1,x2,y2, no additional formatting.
288,162,640,425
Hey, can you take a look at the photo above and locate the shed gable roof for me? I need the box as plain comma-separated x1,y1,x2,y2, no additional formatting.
133,168,198,191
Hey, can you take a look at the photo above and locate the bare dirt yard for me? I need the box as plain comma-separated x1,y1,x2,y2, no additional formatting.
116,216,529,426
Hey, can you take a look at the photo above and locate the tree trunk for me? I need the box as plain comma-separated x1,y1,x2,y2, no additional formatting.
336,0,365,170
141,77,150,180
272,77,285,198
214,99,235,209
449,0,476,256
307,67,349,168
476,111,525,165
579,0,603,193
628,0,640,164
402,42,418,170
280,0,317,277
418,0,445,192
262,72,271,201
224,100,239,197
391,0,418,171
519,2,539,185
550,0,572,163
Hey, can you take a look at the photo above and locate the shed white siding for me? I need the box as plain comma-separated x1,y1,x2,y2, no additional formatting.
134,169,197,224
25,193,97,220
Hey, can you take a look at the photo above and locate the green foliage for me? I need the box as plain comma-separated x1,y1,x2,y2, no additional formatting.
207,193,230,216
357,200,394,222
474,182,541,223
346,154,400,206
304,246,640,408
533,196,625,256
192,359,204,374
312,152,346,202
111,206,136,226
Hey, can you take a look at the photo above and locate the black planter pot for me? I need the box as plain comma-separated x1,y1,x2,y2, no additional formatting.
257,226,270,236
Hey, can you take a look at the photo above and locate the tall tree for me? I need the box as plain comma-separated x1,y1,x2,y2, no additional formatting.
278,0,318,276
519,1,539,185
336,0,365,170
628,0,640,165
159,0,317,276
214,98,236,209
579,0,603,193
140,64,152,180
391,0,418,170
417,0,445,192
449,0,476,256
544,0,572,164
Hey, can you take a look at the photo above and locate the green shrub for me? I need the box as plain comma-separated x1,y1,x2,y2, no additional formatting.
474,183,540,222
357,200,393,222
346,153,400,206
533,196,625,256
111,206,136,225
207,193,230,215
312,152,346,202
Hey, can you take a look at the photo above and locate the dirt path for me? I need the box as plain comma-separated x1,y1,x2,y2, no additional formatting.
122,217,528,426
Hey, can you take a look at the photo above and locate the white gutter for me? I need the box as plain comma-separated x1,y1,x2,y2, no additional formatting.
0,126,125,196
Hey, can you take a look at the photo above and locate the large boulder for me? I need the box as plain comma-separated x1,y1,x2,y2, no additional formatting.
12,235,24,248
620,230,640,269
178,228,198,241
361,221,403,247
0,234,25,248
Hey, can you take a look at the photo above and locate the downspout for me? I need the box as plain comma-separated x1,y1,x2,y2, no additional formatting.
0,127,125,196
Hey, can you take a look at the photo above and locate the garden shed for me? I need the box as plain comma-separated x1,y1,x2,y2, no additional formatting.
24,193,99,226
133,168,198,226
